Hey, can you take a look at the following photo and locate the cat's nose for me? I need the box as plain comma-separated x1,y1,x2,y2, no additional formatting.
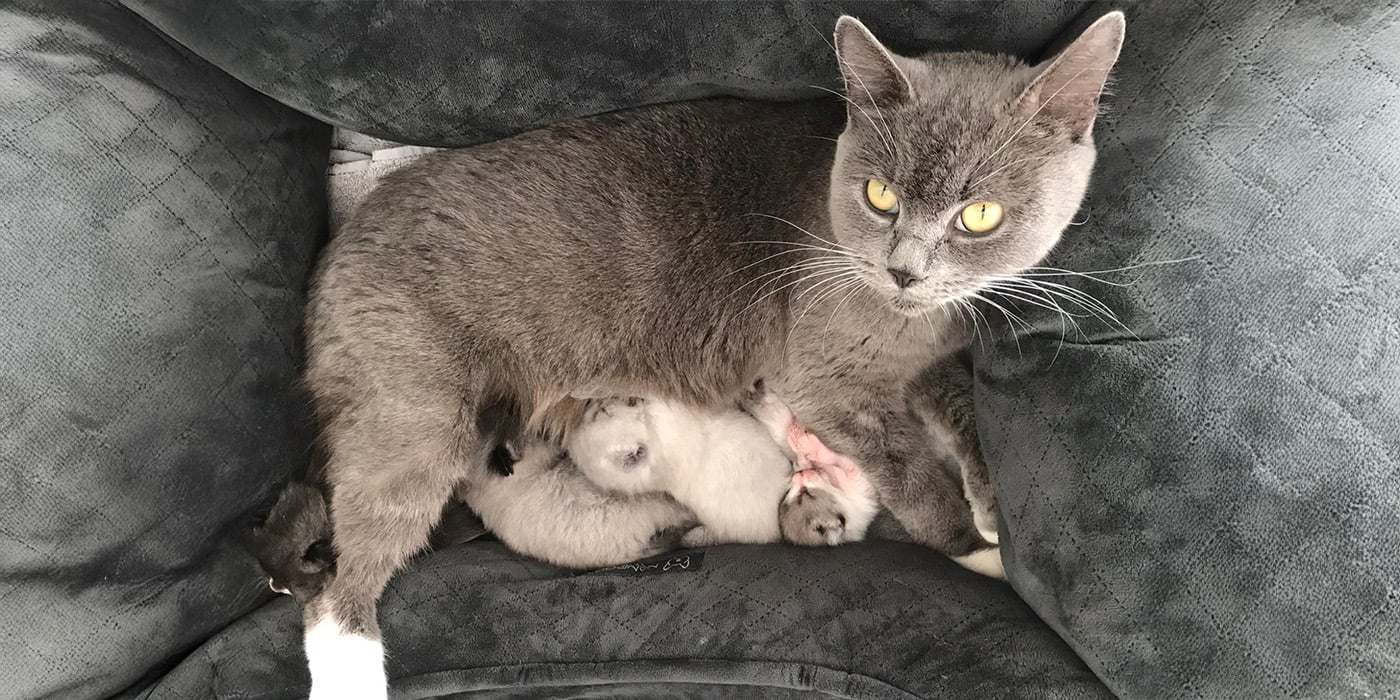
886,267,922,289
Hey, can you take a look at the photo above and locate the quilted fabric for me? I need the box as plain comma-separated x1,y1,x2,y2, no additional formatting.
120,0,1093,148
142,541,1111,699
0,1,329,698
974,1,1400,698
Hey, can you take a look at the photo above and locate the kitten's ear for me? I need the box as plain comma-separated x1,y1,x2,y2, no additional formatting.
1019,11,1126,140
834,16,911,111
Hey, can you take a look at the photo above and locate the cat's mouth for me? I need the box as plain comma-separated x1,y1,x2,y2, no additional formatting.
888,283,981,318
890,296,927,316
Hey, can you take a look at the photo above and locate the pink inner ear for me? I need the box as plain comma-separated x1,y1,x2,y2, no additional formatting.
1020,12,1125,137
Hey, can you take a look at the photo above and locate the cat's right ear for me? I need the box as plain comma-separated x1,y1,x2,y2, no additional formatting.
834,16,912,112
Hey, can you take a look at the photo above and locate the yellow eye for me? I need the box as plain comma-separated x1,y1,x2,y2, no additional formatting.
865,179,900,214
956,201,1004,234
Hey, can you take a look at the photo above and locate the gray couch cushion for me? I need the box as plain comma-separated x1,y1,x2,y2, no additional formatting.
0,1,329,697
121,0,1094,148
142,541,1112,699
977,1,1400,697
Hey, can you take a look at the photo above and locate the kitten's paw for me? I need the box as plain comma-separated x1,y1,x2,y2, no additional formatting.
648,522,700,554
738,380,798,455
679,525,719,549
582,397,645,423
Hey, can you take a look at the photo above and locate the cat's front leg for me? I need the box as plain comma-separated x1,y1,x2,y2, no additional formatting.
909,356,1000,544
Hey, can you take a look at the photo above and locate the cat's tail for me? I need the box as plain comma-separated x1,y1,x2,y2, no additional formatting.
247,481,336,602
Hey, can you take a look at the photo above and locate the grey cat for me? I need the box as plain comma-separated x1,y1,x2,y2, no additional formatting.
297,14,1125,700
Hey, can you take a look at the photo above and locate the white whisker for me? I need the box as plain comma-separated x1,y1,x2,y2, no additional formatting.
980,283,1084,351
808,84,897,162
793,276,865,331
721,247,841,280
742,212,861,254
972,65,1095,179
739,266,851,317
966,157,1035,191
820,282,868,356
984,275,1137,339
1019,255,1202,284
992,276,1121,324
730,259,853,301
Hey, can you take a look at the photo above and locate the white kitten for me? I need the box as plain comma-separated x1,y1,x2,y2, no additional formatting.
566,384,879,547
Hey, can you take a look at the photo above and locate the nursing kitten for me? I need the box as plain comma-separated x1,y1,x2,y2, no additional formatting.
297,14,1124,700
567,386,879,548
460,437,700,569
749,389,883,548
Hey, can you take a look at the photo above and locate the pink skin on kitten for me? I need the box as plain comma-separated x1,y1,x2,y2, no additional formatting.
785,420,862,492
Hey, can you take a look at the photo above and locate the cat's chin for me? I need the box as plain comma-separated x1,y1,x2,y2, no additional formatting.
889,296,935,317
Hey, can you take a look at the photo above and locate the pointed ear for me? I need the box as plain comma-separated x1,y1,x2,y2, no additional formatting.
1019,11,1126,140
834,16,911,111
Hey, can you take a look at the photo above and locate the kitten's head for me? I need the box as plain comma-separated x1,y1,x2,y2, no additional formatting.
779,468,879,546
826,13,1125,316
567,397,659,495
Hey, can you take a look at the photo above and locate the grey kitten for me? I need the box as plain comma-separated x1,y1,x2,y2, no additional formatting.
296,14,1124,700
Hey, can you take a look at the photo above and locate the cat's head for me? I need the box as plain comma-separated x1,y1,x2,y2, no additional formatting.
826,13,1125,316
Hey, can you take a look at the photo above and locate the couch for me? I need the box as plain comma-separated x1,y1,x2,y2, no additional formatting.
2,1,1396,698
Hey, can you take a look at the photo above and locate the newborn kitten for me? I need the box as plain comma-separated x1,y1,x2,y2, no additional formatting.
459,437,700,570
567,384,878,547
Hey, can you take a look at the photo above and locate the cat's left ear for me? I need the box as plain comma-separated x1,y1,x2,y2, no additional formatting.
1019,11,1126,141
834,16,912,111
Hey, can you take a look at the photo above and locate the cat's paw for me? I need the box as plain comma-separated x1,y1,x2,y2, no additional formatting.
952,546,1005,580
973,505,1000,545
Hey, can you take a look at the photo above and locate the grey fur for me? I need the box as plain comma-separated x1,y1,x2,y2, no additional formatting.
300,11,1124,660
247,482,334,603
910,354,1000,541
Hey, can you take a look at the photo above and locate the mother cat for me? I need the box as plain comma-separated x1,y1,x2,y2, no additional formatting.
301,13,1124,699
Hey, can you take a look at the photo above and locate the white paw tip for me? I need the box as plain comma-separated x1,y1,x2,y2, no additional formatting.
953,547,1006,580
305,619,388,700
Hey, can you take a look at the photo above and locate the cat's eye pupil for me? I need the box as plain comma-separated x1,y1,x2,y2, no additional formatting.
956,200,1004,234
865,178,900,215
